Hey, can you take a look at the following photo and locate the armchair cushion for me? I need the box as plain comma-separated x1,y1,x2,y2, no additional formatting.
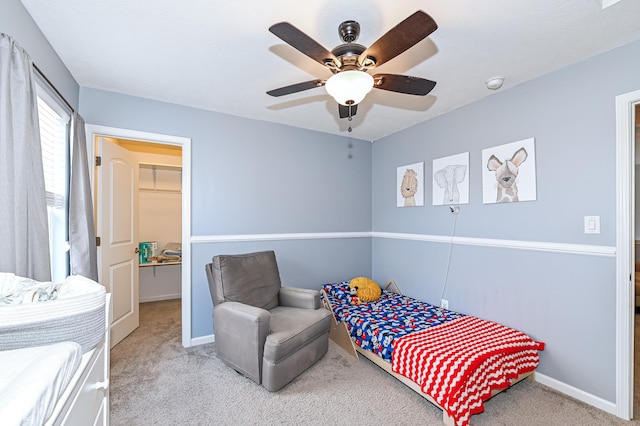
278,287,321,309
210,251,281,310
263,306,331,362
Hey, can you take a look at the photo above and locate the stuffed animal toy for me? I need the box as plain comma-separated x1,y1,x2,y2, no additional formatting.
349,286,361,306
349,277,381,303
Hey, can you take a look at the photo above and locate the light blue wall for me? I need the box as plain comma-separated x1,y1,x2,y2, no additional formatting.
1,0,79,108
372,38,640,403
6,0,640,407
192,238,372,328
79,88,373,337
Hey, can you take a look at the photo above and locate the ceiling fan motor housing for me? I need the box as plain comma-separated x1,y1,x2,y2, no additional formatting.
333,20,375,70
338,20,360,43
331,43,366,70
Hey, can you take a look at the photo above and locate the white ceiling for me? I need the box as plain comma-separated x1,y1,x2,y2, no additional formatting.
19,0,640,141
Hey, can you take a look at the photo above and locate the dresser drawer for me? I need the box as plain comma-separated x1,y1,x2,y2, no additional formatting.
60,342,108,425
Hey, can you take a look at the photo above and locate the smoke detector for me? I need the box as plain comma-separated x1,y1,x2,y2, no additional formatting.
485,76,505,90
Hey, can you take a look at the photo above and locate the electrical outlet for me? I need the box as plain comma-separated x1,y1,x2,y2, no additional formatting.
441,299,449,309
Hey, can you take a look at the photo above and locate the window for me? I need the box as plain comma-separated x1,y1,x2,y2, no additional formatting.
36,81,71,282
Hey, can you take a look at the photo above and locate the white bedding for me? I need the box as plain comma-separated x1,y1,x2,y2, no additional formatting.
0,342,82,426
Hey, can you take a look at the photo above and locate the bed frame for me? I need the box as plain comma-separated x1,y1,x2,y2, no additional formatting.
321,280,534,426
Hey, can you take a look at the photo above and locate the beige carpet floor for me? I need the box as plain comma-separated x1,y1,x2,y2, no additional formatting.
110,299,640,425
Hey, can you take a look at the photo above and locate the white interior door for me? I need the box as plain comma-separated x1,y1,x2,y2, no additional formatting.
96,137,139,347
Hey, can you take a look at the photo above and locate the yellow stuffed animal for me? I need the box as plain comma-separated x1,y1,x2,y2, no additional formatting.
349,277,381,303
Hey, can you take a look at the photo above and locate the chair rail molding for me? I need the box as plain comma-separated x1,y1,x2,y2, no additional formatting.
191,231,615,257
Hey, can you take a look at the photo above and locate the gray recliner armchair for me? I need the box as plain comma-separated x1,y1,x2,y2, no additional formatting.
205,250,331,392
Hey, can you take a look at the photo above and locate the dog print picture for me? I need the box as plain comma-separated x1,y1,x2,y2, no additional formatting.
481,138,537,204
432,152,469,206
397,162,424,207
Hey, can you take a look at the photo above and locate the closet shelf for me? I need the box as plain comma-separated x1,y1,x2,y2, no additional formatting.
139,188,181,194
139,162,182,193
139,163,182,171
139,261,181,268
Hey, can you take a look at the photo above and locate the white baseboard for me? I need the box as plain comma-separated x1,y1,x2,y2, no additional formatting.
187,231,619,415
185,336,617,416
140,294,181,303
534,372,617,415
189,334,215,347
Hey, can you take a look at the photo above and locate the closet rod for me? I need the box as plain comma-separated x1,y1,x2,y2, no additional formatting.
33,63,75,113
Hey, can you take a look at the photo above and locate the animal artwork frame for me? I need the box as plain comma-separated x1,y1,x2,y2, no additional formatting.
482,138,537,204
397,162,424,207
432,152,469,206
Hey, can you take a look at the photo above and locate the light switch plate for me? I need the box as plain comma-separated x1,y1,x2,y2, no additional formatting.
584,216,600,234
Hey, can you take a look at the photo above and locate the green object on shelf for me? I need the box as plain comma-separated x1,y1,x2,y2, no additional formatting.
139,242,158,264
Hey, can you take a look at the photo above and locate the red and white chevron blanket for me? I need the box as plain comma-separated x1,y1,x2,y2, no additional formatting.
392,316,544,426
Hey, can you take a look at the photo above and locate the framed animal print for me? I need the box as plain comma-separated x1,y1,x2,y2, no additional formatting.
432,152,469,206
481,138,537,204
397,162,424,207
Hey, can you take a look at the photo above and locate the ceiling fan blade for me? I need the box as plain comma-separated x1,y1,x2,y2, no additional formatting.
269,22,340,68
338,103,358,119
359,10,437,69
267,80,325,97
373,74,436,96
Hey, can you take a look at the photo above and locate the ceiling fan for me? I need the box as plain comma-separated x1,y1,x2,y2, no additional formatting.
267,10,438,121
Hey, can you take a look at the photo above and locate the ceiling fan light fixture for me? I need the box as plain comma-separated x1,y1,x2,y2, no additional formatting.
325,70,374,106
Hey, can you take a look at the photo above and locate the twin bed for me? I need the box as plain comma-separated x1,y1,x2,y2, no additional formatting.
321,280,544,426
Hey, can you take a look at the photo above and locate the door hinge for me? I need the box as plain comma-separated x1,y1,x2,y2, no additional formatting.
95,156,102,166
96,236,101,247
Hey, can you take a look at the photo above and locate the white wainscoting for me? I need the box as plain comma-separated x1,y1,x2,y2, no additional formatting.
192,231,616,412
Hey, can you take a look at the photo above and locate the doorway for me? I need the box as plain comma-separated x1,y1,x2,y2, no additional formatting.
634,103,640,416
118,139,182,304
616,89,640,420
85,124,192,348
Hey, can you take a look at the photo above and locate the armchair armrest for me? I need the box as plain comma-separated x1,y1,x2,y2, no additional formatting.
278,287,321,309
213,302,270,383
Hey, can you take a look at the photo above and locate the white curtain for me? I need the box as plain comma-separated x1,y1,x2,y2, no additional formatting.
69,112,98,281
0,33,51,281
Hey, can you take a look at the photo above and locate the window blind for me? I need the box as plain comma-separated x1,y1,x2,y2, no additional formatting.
35,77,71,282
37,96,68,208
